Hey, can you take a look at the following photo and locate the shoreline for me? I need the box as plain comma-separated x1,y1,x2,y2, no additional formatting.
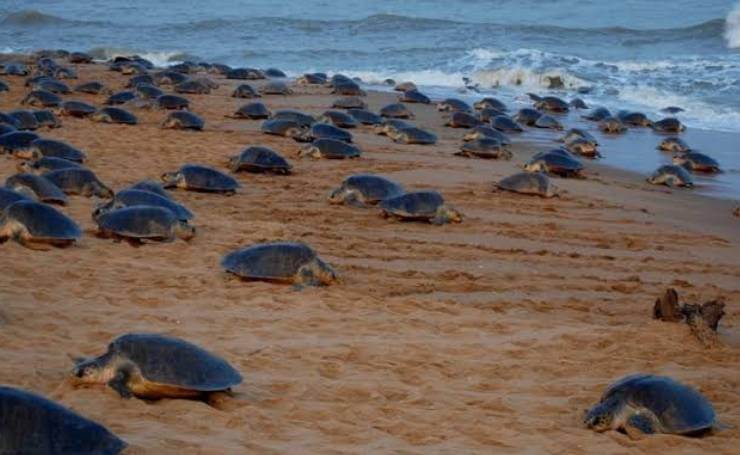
1,61,739,453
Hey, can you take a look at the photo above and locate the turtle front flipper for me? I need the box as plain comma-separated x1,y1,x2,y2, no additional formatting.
108,363,136,398
624,411,660,439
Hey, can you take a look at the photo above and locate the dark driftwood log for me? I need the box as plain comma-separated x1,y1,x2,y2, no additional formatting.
653,288,683,322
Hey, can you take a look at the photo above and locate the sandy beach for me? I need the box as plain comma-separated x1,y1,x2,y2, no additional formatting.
1,62,739,453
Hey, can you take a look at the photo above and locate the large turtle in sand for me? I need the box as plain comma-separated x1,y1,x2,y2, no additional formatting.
329,174,405,207
456,138,512,160
221,241,337,286
388,126,438,145
72,333,241,406
162,164,240,194
524,150,584,178
229,146,292,174
380,191,462,225
299,139,361,159
584,374,718,439
5,173,68,204
261,119,306,138
380,103,414,119
657,137,690,153
494,172,559,198
0,187,32,212
43,168,113,198
98,189,193,222
228,102,271,120
652,117,685,134
0,386,125,454
672,152,720,173
0,200,81,248
17,156,82,174
93,206,195,242
91,107,138,125
0,131,41,155
647,165,693,188
161,111,205,130
26,138,86,162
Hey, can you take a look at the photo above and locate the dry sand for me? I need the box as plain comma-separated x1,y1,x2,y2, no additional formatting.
1,63,739,454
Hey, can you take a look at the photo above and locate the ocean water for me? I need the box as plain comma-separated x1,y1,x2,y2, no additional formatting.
1,0,739,198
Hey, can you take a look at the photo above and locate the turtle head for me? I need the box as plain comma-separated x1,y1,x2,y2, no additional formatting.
15,160,36,174
584,396,621,432
297,144,320,159
160,171,183,188
327,186,350,204
89,111,107,123
227,155,241,173
671,154,688,167
93,183,115,200
13,148,42,161
523,162,545,173
71,355,114,384
176,221,196,241
92,199,116,221
433,205,463,225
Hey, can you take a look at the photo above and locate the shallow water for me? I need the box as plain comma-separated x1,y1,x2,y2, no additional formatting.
0,0,739,199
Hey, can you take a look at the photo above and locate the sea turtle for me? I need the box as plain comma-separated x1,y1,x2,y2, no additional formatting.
331,80,365,96
0,187,32,212
226,67,265,80
374,119,412,137
647,165,693,187
161,111,204,130
463,126,511,145
97,189,193,221
437,98,472,112
299,139,361,159
135,84,164,100
21,90,62,108
59,100,96,117
27,138,86,162
8,110,40,130
161,164,240,194
229,146,292,174
478,107,507,123
127,180,172,199
399,89,431,104
618,111,652,127
33,110,62,129
446,111,481,129
389,127,438,145
332,97,368,110
328,174,405,207
584,374,717,438
264,68,287,78
524,150,584,177
652,117,685,134
69,51,94,63
0,131,40,154
34,78,71,94
155,94,190,110
657,137,690,153
0,200,80,247
560,128,598,147
570,98,588,109
672,152,720,173
394,81,417,92
347,108,382,125
513,107,542,126
221,241,337,286
91,107,138,125
17,156,82,174
474,97,507,112
380,191,462,225
583,107,612,122
231,84,260,98
566,138,600,158
93,206,195,242
209,63,232,75
174,79,211,95
296,73,327,85
153,70,189,85
72,333,241,404
491,115,522,133
43,168,113,198
75,81,108,95
455,138,512,160
380,103,414,119
229,102,271,119
493,172,559,198
126,74,155,88
534,96,569,113
272,110,315,127
5,173,68,204
319,110,358,128
0,62,29,76
0,80,8,92
0,123,16,136
104,91,136,105
0,386,125,454
533,114,563,130
302,123,354,143
261,119,306,138
260,80,292,95
599,117,627,134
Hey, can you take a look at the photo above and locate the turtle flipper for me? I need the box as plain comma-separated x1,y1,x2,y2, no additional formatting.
624,412,659,439
108,364,134,399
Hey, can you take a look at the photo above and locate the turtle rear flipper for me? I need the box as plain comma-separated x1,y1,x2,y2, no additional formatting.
624,411,660,439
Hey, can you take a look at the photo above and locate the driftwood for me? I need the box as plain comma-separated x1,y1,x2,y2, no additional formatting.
653,289,726,347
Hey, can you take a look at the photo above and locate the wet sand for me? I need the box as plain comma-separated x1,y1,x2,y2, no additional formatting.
1,62,739,454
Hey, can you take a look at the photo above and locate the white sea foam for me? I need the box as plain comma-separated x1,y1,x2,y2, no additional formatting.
472,67,588,90
87,47,191,66
725,2,740,48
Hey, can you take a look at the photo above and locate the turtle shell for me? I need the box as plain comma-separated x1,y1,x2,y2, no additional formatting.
69,51,94,63
232,102,271,119
261,119,304,137
447,111,481,128
20,156,82,173
135,84,164,100
535,96,569,113
0,131,40,153
8,110,40,130
174,164,240,192
108,189,192,221
534,114,563,130
347,109,382,125
394,81,417,92
265,68,287,78
96,206,182,239
458,138,511,159
272,110,315,127
308,123,353,143
464,126,511,145
0,386,125,455
221,241,321,281
33,110,62,128
599,374,715,434
104,91,136,106
380,191,445,219
320,110,358,128
673,152,720,173
0,187,32,212
618,111,652,127
155,94,190,110
496,172,557,197
437,98,471,112
105,333,242,391
93,107,138,125
226,67,265,80
657,137,690,153
22,90,62,108
392,127,437,145
0,123,16,136
260,80,291,95
75,81,107,95
331,80,364,96
652,117,685,133
162,111,204,130
1,200,80,241
648,165,693,187
336,174,405,204
30,139,87,162
231,84,260,98
43,168,112,198
5,173,68,204
491,115,522,133
230,147,292,174
126,74,155,88
60,101,96,117
526,151,583,177
332,97,368,110
399,90,431,104
174,80,211,95
380,103,414,119
582,107,611,122
474,97,507,112
127,180,172,199
153,70,188,85
307,139,361,159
